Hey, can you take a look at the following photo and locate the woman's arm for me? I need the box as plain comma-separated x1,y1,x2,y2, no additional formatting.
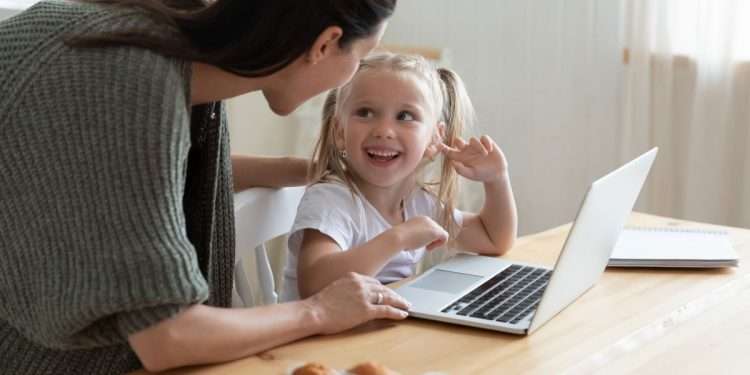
129,273,411,372
231,154,310,191
297,217,448,298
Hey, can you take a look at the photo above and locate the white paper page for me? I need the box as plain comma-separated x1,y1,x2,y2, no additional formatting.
611,228,738,261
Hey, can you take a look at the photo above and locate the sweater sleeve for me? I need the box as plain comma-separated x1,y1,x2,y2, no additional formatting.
0,12,209,349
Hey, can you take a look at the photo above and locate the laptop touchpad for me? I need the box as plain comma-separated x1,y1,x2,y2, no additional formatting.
410,270,483,294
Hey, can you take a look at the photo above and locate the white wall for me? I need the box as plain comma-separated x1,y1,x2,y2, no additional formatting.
226,93,301,157
229,0,625,236
380,1,625,235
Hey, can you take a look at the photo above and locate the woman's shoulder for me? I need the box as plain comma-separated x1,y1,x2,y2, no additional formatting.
1,1,157,48
1,1,188,114
0,1,99,81
2,0,183,60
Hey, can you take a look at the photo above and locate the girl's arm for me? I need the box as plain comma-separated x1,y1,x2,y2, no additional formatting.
441,136,518,255
297,216,448,298
231,154,310,191
456,171,517,255
129,273,410,372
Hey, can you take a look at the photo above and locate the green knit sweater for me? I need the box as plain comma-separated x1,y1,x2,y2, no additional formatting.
0,1,235,373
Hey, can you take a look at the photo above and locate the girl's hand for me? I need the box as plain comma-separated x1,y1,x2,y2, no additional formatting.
439,135,508,183
393,216,449,251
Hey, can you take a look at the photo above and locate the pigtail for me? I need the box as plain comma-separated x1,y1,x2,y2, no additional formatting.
436,67,476,241
309,90,344,183
309,89,360,196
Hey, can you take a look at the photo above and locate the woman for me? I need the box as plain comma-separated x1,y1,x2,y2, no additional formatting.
0,0,409,373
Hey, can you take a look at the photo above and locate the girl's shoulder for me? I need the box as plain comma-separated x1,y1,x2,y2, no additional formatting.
306,180,352,195
303,181,360,209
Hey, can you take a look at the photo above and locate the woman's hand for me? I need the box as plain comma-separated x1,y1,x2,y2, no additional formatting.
393,216,449,251
439,135,508,183
306,273,411,335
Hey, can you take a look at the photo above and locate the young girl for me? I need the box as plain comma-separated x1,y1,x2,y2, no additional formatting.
281,53,517,301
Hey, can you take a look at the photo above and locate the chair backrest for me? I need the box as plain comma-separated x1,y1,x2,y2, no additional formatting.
232,186,305,307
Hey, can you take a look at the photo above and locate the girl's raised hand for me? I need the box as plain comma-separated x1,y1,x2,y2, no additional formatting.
439,135,508,183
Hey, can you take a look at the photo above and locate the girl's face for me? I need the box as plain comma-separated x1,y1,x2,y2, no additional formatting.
336,69,440,189
263,23,386,115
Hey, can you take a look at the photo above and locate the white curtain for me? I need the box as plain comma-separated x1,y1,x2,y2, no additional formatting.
622,0,750,229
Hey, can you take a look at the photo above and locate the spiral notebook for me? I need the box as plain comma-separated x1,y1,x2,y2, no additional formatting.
609,227,739,268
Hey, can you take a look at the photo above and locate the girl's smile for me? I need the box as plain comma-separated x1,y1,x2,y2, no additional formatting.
364,145,402,166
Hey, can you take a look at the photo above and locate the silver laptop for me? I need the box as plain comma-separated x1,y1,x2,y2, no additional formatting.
395,148,658,335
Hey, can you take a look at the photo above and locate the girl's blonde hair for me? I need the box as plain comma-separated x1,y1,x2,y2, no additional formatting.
309,52,475,240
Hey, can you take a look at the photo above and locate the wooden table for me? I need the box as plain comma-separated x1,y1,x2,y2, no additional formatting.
134,213,750,374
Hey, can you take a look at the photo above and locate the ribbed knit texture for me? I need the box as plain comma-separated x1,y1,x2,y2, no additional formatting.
0,1,236,373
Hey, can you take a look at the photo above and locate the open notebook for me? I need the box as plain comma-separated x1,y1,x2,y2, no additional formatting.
609,227,740,268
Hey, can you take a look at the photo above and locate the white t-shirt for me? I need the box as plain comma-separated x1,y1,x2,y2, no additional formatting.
280,182,462,302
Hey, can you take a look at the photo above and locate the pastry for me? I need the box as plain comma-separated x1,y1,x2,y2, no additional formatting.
292,362,338,375
347,361,400,375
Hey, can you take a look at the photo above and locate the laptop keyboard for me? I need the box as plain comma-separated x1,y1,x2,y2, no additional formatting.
441,265,552,324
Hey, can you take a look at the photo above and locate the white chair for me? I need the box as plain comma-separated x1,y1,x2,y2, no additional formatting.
232,186,305,307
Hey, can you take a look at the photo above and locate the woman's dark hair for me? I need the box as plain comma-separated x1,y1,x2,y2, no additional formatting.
69,0,396,77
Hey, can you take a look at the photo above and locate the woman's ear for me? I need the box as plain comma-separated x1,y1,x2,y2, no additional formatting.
307,26,344,65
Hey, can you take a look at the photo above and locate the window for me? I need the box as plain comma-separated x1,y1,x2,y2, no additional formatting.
664,0,750,62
